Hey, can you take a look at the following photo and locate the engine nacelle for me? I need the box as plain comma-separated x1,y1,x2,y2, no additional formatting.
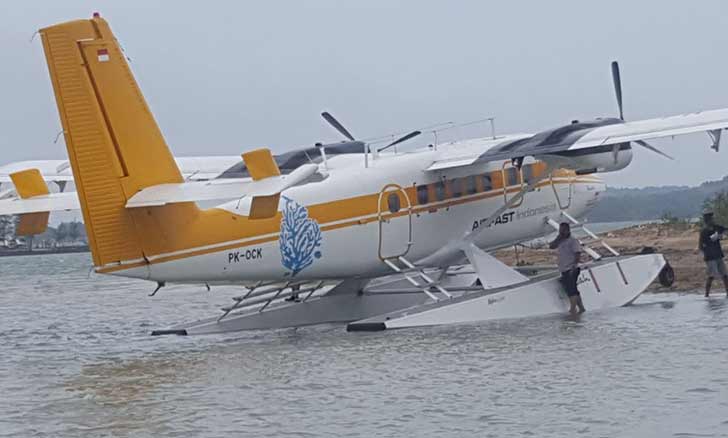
538,143,633,174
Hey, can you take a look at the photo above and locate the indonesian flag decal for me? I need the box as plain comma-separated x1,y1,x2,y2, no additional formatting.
97,48,110,62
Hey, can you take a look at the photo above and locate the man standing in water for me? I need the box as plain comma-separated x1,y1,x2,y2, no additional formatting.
699,209,728,297
549,222,586,314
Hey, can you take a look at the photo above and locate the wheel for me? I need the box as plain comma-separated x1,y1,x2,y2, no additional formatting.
658,262,675,287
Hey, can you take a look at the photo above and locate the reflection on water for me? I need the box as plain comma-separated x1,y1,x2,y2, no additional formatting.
66,354,202,404
1,253,728,437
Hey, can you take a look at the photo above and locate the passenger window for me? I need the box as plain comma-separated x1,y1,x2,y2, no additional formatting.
465,175,477,195
416,184,429,205
481,174,492,192
504,167,519,186
532,162,545,178
522,164,534,184
450,178,463,198
387,193,401,213
435,180,446,201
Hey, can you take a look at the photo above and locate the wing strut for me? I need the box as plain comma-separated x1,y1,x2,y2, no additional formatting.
708,129,723,152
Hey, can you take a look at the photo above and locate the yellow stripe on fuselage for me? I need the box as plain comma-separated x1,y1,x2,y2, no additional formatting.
96,177,600,273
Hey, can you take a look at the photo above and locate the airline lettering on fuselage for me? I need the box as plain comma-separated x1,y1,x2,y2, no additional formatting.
472,212,514,231
471,203,559,231
228,248,263,263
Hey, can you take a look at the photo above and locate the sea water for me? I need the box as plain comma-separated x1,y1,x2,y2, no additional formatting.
0,253,726,437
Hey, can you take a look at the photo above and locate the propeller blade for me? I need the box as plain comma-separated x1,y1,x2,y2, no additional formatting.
378,130,422,152
611,61,624,120
611,143,620,164
635,140,674,160
321,112,355,141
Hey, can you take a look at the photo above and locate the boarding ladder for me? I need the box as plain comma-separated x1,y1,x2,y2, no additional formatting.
546,210,620,261
217,280,326,322
382,256,453,301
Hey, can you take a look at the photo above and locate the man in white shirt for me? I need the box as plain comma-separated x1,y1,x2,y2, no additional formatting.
549,222,586,314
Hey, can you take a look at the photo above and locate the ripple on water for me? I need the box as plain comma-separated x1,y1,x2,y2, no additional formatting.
1,253,728,437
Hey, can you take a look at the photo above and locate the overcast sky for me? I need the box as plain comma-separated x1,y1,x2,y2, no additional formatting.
2,0,728,188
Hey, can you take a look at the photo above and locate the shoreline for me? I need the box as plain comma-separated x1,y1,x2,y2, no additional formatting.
0,223,717,293
0,246,89,257
495,222,711,294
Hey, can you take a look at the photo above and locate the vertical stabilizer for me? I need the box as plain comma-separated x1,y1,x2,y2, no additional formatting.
10,169,50,235
39,14,196,268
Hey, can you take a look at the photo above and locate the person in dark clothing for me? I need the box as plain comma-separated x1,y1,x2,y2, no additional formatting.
698,209,728,297
549,222,586,314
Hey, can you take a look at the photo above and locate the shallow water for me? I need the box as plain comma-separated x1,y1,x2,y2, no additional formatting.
1,253,727,437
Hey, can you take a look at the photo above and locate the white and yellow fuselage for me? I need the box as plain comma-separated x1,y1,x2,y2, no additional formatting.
121,146,603,284
32,15,603,288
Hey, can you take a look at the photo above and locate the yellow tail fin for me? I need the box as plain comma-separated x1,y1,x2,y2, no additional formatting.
242,148,282,219
10,169,50,235
10,168,49,198
39,14,198,268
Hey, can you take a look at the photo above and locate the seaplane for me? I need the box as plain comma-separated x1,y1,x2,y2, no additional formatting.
1,14,726,335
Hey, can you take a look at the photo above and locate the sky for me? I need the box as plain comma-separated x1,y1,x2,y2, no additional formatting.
2,0,728,188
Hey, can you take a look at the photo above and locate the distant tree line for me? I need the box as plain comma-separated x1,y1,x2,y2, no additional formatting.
0,217,86,249
705,191,728,225
52,221,84,245
587,176,728,222
0,215,19,240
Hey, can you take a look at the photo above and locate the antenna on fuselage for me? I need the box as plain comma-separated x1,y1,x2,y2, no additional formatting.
315,142,328,170
320,111,422,168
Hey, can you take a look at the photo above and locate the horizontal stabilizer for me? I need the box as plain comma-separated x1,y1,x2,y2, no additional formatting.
125,163,318,208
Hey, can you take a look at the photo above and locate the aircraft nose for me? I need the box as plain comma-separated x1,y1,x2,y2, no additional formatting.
577,176,606,209
589,179,606,206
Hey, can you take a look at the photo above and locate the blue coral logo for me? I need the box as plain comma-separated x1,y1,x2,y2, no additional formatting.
279,197,323,276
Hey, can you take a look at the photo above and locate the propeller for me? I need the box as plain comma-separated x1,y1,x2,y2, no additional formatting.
321,111,355,141
320,111,422,153
635,140,674,160
611,61,624,120
377,130,422,153
611,61,673,160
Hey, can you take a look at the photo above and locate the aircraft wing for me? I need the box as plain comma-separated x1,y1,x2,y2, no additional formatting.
174,156,242,180
474,108,728,163
126,163,319,207
426,135,532,171
0,160,73,183
566,109,728,150
0,162,318,215
0,192,79,215
0,156,242,183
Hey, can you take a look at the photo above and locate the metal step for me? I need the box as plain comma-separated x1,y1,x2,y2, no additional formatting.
382,256,452,301
218,280,326,321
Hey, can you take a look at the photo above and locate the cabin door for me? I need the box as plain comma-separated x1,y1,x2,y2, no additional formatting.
501,161,525,207
549,172,573,209
378,184,413,260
